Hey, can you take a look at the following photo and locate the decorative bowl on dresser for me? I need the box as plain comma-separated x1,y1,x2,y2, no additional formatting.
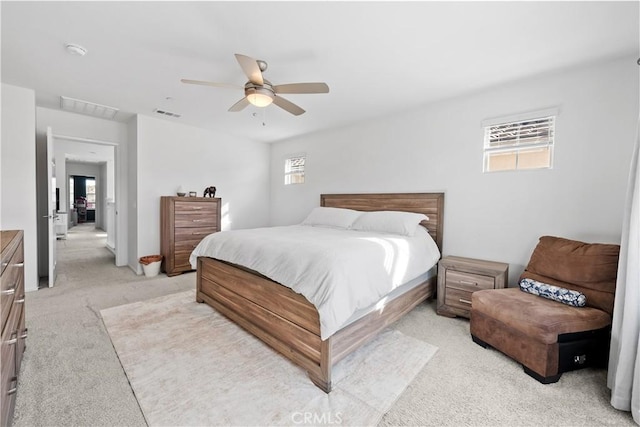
1,230,27,427
437,255,509,318
160,196,221,276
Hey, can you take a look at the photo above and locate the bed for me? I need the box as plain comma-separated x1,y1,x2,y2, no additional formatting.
194,192,444,392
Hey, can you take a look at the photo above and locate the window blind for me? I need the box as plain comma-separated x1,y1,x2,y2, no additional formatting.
485,116,555,152
284,154,306,185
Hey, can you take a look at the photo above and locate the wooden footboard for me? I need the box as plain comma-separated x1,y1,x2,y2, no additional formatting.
196,192,444,393
197,257,331,390
197,257,436,392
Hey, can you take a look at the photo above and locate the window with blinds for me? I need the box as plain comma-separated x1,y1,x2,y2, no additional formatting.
483,115,555,172
284,154,306,185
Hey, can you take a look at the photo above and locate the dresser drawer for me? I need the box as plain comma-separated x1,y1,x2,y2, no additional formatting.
445,270,494,292
1,242,23,329
1,299,19,383
444,287,474,312
174,226,217,242
174,212,219,228
15,302,26,374
175,239,203,255
174,201,219,214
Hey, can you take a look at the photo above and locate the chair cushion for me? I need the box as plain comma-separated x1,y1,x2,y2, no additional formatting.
520,236,620,315
472,288,612,345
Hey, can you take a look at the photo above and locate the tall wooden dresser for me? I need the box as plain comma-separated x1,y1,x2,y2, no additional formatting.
161,197,221,276
1,230,26,427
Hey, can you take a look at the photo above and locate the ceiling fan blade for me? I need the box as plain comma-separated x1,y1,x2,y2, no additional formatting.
234,54,263,86
228,97,250,112
180,79,241,89
273,82,330,94
272,96,305,116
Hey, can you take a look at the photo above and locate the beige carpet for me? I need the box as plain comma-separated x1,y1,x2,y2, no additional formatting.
101,290,438,426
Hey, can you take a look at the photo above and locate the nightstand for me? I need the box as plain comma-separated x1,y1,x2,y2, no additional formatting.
437,256,509,318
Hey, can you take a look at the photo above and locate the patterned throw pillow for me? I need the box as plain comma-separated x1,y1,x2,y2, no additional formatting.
519,278,587,307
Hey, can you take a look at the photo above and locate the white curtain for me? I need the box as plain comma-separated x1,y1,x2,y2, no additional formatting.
608,119,640,425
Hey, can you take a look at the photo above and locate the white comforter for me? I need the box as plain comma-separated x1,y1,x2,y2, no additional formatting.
190,225,440,339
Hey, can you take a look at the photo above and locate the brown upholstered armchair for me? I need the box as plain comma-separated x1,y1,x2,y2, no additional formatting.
470,236,620,383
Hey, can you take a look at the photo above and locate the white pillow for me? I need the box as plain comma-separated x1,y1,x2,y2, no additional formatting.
351,210,429,236
301,207,362,229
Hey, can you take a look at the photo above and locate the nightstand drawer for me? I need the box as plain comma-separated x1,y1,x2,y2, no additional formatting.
444,287,473,311
445,270,494,292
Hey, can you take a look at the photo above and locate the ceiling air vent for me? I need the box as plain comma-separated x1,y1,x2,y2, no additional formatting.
153,108,181,118
60,96,119,120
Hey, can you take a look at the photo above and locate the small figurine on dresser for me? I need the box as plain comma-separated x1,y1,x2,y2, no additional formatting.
203,186,217,198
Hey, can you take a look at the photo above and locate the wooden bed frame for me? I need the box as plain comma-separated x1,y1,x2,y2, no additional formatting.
196,192,444,392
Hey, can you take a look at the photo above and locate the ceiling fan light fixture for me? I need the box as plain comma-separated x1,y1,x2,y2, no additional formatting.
246,90,273,107
182,53,328,115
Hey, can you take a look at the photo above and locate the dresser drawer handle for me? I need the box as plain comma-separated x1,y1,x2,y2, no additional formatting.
459,298,472,305
15,298,25,304
6,335,17,345
191,206,203,210
7,377,17,395
20,328,28,340
14,262,24,268
1,287,16,296
192,231,209,235
192,219,205,223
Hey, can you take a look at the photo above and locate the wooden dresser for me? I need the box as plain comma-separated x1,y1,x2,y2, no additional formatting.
161,197,221,277
1,230,26,427
437,256,508,318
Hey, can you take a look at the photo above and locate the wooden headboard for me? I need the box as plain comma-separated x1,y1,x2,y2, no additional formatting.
320,192,445,252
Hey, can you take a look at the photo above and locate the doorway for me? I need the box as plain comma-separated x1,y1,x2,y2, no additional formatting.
70,175,96,224
37,133,121,287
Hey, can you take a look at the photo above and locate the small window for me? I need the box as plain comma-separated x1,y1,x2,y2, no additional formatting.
284,154,306,185
69,177,75,210
483,115,555,172
86,179,96,209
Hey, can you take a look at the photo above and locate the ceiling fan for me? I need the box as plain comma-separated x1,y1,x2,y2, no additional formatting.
181,54,329,116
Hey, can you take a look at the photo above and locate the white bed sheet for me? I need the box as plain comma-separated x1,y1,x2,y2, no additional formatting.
190,225,441,339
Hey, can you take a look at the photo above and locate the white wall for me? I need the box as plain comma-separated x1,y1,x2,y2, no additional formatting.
132,115,271,273
269,56,639,284
127,116,138,271
1,84,38,291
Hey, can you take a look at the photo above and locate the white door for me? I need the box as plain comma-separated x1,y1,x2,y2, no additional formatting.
47,127,57,287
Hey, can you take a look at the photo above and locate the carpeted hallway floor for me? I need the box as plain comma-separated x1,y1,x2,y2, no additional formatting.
12,224,636,426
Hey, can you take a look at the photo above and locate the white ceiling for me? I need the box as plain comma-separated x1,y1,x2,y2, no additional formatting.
2,1,638,143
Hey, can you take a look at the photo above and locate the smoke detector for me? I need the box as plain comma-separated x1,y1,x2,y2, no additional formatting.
65,43,87,56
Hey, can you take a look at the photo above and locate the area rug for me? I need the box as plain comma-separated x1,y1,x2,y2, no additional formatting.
101,290,438,426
